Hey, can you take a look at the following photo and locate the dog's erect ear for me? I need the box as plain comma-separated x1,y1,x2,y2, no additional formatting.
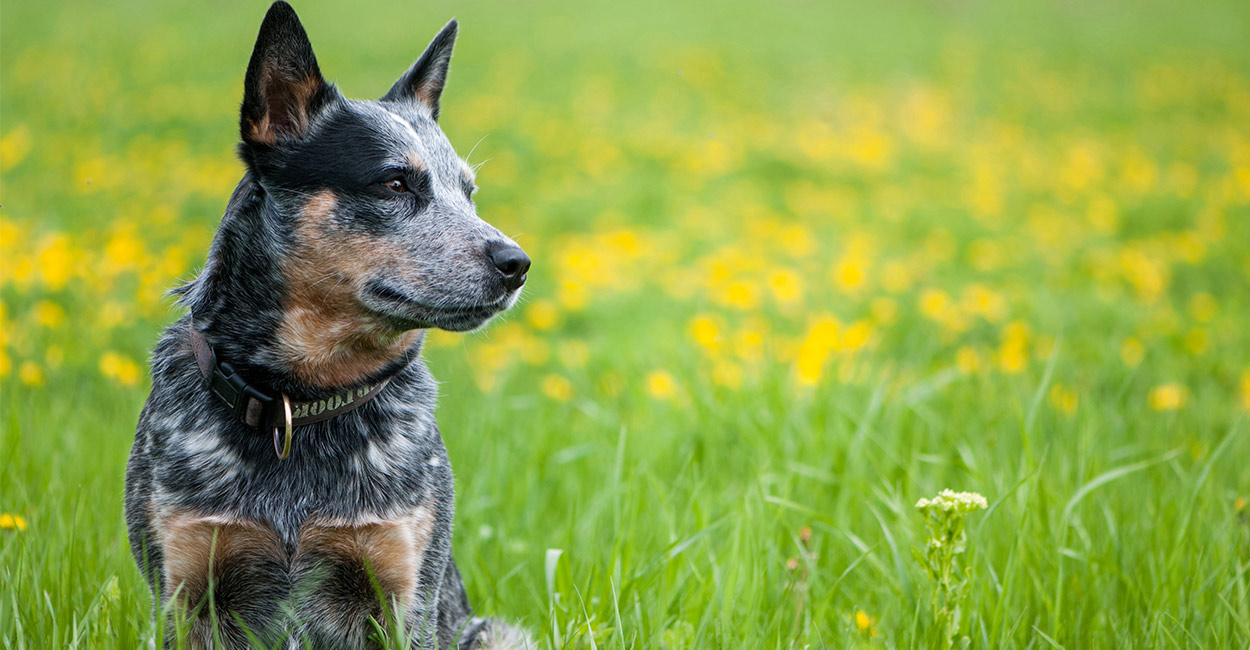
240,2,333,146
381,19,458,120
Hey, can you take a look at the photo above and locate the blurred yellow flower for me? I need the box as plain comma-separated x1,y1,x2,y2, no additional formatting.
0,513,27,532
36,234,74,290
99,351,142,386
525,300,560,331
557,340,589,368
997,321,1030,373
1049,383,1079,415
854,609,877,637
1120,337,1145,367
1148,383,1187,411
1240,369,1250,411
541,374,573,402
690,315,722,353
711,360,743,389
646,370,678,401
0,125,32,172
1188,293,1217,323
19,361,44,386
767,268,803,304
955,346,982,375
832,257,868,293
33,300,66,329
796,316,839,386
919,289,951,320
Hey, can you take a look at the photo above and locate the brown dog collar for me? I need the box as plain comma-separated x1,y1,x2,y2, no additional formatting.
189,319,390,458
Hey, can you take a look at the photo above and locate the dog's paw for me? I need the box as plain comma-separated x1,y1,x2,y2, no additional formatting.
458,617,534,650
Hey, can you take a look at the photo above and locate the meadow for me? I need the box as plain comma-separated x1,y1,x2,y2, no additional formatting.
3,0,1250,647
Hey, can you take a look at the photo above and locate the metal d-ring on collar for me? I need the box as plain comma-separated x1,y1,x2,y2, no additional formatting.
188,318,391,459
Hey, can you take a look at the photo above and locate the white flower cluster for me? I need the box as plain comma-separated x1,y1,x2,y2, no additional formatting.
915,489,988,514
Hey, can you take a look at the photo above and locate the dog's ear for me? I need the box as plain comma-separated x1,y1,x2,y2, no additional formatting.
381,19,458,120
240,2,334,147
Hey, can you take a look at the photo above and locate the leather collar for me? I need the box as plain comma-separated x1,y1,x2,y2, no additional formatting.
189,319,391,433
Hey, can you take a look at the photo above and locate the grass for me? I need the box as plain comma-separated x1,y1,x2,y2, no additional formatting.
3,0,1250,647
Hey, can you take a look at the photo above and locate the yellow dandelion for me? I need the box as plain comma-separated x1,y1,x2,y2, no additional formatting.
1188,293,1217,323
689,315,722,353
1148,383,1187,411
1241,369,1250,411
711,361,743,390
870,297,899,325
919,288,951,320
557,340,589,368
525,300,560,331
955,346,982,375
767,268,803,304
0,513,27,532
854,609,877,637
722,281,759,309
32,300,66,329
0,124,31,171
795,316,839,386
541,374,573,402
1120,337,1145,367
1049,383,1078,415
841,321,872,352
832,257,868,293
645,370,678,401
18,361,44,386
99,351,142,387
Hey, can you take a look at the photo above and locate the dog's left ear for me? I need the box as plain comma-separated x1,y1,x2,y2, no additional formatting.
381,19,458,120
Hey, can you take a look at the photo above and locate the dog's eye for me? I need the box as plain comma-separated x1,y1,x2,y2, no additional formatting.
383,178,408,194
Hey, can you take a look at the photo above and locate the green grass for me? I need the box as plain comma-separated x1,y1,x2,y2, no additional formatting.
3,0,1250,647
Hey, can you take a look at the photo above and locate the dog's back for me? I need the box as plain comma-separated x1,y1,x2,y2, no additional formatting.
124,4,530,648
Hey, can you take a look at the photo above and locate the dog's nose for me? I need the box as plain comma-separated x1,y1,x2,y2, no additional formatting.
486,241,530,291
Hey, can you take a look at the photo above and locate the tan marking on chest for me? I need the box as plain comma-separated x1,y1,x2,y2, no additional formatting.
157,512,286,608
276,190,420,389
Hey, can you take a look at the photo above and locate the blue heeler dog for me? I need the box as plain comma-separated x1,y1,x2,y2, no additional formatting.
124,3,532,648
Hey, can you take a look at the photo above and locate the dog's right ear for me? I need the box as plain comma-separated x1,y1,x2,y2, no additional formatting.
240,2,334,148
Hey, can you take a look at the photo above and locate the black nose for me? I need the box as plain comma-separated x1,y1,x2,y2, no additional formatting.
486,240,531,291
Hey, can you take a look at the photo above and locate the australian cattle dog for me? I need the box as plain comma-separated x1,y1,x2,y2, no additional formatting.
124,3,531,647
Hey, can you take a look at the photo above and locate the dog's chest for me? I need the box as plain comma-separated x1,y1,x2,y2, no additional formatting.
157,507,437,637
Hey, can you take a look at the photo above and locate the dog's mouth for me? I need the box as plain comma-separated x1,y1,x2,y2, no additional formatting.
360,281,516,332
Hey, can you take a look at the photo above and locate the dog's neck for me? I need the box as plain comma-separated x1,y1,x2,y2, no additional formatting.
180,174,424,400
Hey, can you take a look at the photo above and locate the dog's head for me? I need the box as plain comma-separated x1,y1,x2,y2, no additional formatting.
239,2,528,338
228,2,529,388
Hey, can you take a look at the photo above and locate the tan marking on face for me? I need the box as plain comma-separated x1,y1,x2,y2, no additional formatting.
277,190,421,389
157,511,285,608
407,153,427,173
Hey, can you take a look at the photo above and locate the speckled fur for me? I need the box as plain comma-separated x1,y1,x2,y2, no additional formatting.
124,4,531,648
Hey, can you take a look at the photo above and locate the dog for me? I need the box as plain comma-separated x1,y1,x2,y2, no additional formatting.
123,3,532,648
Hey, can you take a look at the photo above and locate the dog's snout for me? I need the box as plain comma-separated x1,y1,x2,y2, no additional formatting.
486,241,530,291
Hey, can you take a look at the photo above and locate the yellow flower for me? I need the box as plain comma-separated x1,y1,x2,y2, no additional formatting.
1120,337,1145,367
1049,383,1078,415
32,300,66,329
711,361,743,389
767,268,803,304
854,609,877,637
19,361,44,386
645,370,678,401
0,513,27,531
919,289,951,320
1148,383,1187,411
1188,292,1218,323
541,374,573,402
99,351,142,386
689,315,722,353
955,346,982,375
525,300,560,331
832,257,868,293
795,316,839,386
0,124,32,172
1239,369,1250,411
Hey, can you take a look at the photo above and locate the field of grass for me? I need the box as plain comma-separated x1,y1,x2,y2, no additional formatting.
4,0,1250,647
